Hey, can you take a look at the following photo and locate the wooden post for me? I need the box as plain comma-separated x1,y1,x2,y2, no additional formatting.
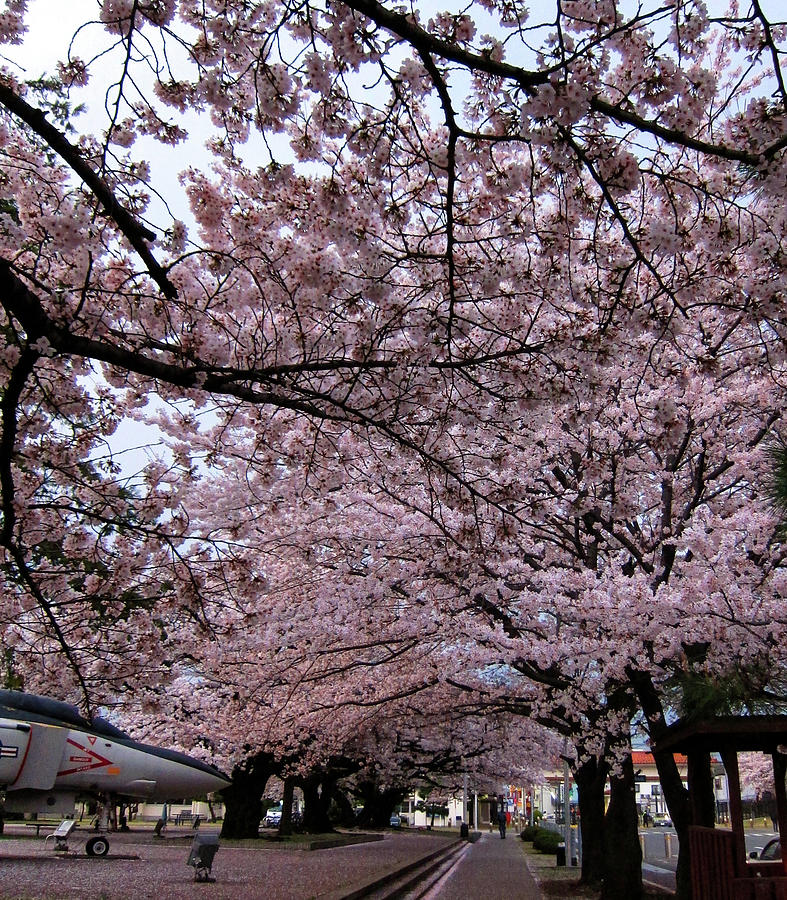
720,750,747,877
772,751,787,876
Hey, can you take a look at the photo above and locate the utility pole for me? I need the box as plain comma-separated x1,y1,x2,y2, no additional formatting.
462,771,468,825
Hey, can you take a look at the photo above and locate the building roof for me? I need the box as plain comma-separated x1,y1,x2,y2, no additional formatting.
632,750,687,766
653,715,787,755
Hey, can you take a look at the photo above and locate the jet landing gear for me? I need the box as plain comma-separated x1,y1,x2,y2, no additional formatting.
85,835,110,857
82,795,113,856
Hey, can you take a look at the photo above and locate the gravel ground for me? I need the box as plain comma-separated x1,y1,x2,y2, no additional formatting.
0,826,452,900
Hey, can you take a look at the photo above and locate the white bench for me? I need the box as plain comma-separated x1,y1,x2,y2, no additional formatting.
44,819,77,852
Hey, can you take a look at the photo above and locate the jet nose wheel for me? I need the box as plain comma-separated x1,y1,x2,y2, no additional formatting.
85,836,110,857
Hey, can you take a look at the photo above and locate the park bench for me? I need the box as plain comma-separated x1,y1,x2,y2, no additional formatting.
174,811,202,828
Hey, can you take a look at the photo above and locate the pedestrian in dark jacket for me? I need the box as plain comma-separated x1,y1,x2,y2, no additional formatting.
497,808,507,838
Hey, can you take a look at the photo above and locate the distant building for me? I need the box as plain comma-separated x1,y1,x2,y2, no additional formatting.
530,750,717,824
632,751,688,817
133,799,224,823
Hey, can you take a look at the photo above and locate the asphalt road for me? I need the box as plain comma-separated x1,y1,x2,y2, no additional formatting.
641,824,779,865
640,825,780,893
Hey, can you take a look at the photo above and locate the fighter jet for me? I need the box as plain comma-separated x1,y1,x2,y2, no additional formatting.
0,690,230,855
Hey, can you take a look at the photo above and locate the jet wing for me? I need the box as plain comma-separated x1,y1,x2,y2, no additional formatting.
0,719,68,790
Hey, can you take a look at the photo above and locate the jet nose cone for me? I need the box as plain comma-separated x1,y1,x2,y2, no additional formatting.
168,758,231,797
150,763,230,800
198,770,232,794
124,741,231,800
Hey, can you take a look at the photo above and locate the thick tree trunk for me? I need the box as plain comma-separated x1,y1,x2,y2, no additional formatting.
629,668,693,900
574,754,609,888
278,777,295,837
354,782,406,828
664,750,715,900
602,753,643,900
687,751,716,827
653,745,693,900
300,775,335,833
331,788,357,827
220,752,278,839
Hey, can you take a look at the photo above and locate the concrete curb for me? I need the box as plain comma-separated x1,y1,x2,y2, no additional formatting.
323,838,464,900
306,833,385,851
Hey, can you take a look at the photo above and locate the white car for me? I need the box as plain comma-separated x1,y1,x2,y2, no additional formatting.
750,839,781,861
263,808,282,827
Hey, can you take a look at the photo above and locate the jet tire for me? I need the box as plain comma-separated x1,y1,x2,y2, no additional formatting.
86,836,110,857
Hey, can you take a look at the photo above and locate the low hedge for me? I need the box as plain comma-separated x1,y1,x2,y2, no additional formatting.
520,826,564,854
533,829,564,853
519,825,540,842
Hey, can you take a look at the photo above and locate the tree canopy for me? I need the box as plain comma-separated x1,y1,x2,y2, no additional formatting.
1,2,786,893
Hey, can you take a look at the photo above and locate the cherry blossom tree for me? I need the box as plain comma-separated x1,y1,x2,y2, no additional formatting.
129,331,783,884
2,0,784,527
1,4,786,898
97,452,559,835
161,250,787,887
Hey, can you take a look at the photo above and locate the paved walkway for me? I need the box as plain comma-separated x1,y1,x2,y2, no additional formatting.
0,826,451,899
1,825,530,900
0,825,548,899
431,831,542,899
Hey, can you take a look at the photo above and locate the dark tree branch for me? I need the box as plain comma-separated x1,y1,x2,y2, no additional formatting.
0,81,177,299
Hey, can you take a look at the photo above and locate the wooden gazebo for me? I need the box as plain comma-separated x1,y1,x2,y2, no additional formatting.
655,716,787,900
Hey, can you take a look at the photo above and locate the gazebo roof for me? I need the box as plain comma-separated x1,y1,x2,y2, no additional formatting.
653,715,787,755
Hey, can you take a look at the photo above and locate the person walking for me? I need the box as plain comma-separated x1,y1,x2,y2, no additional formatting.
497,806,507,839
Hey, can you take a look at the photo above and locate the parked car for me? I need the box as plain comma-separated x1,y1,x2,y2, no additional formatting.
263,807,282,828
652,814,673,827
750,839,781,861
389,814,401,829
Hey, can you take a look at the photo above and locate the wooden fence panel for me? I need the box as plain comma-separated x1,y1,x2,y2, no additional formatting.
689,827,737,900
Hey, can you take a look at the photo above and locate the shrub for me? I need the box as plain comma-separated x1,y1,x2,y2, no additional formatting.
533,828,564,854
519,825,540,842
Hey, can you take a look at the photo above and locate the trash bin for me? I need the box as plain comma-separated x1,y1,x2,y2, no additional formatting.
556,841,566,866
460,823,469,838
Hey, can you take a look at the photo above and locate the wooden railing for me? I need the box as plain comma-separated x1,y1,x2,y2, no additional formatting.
689,827,737,900
689,827,787,900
